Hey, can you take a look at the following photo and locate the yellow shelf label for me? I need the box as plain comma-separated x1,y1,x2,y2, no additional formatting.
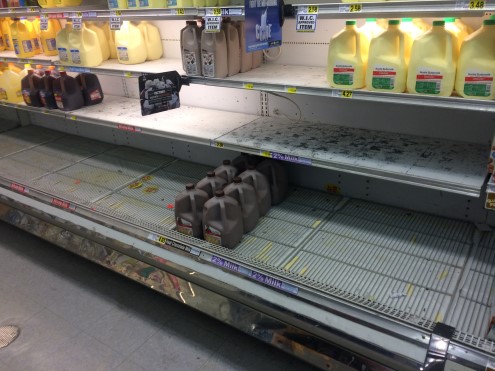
243,83,254,89
349,3,362,12
212,7,222,15
28,7,37,12
307,5,318,13
176,8,185,15
124,71,132,78
58,66,65,71
157,235,166,244
260,151,271,158
286,87,297,94
342,90,353,98
70,115,77,120
468,0,485,8
214,141,224,148
325,183,341,194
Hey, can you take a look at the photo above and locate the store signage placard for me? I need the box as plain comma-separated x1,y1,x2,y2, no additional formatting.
296,6,318,32
138,71,183,116
244,0,282,52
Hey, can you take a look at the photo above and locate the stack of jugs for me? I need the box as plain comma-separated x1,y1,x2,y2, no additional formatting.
366,20,409,92
407,20,456,96
327,20,368,89
0,63,22,103
115,21,162,64
455,18,495,100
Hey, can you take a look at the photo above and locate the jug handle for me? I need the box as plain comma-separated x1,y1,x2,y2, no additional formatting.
238,188,246,208
399,33,405,62
220,201,227,221
445,33,453,65
189,193,197,215
355,31,361,59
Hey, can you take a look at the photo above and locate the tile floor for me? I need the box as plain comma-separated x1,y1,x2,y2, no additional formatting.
0,221,318,371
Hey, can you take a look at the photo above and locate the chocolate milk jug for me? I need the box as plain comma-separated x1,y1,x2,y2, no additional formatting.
203,190,243,249
224,177,259,233
214,159,238,183
76,72,104,106
256,159,288,205
232,153,261,173
175,183,209,238
52,71,84,111
21,69,43,107
39,70,57,109
196,171,226,198
239,165,271,216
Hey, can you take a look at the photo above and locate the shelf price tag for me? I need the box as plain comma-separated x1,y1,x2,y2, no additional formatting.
172,7,185,15
211,140,224,148
296,5,317,32
285,86,297,94
259,150,312,165
28,6,37,12
72,17,82,31
205,16,221,32
456,0,485,8
332,89,353,98
110,16,122,30
243,82,254,89
206,7,222,16
40,14,49,30
339,3,362,12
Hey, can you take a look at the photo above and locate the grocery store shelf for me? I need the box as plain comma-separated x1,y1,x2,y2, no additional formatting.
214,116,489,197
0,100,67,118
0,50,57,65
289,0,495,19
190,63,495,113
0,6,39,17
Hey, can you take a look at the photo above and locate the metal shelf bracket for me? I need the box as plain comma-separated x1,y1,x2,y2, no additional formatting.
424,323,456,370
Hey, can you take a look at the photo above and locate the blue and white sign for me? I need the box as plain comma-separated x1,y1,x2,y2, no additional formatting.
244,0,282,52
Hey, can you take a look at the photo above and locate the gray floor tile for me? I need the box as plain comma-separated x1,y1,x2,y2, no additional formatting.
35,332,125,371
0,285,44,328
129,318,227,371
84,307,162,356
1,309,81,368
113,358,148,371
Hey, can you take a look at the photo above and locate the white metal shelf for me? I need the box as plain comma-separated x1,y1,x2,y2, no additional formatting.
0,6,39,17
0,50,57,65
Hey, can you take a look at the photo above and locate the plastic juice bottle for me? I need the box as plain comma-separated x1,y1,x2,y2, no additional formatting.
7,62,21,74
39,70,57,109
76,73,104,105
181,21,202,76
0,64,23,103
1,18,12,51
115,21,147,65
235,21,252,73
203,190,244,249
327,20,367,89
19,63,32,78
455,19,495,99
196,171,226,198
137,21,163,61
222,20,241,77
174,183,209,238
407,20,456,96
21,70,43,107
400,18,423,56
68,24,103,67
30,18,42,55
366,20,408,93
19,19,40,55
85,22,110,61
201,28,228,78
40,18,60,57
445,17,469,57
55,0,82,7
52,71,84,111
56,22,72,64
10,18,35,58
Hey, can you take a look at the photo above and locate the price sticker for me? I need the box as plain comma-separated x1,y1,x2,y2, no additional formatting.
339,4,362,12
260,151,271,158
212,141,224,148
110,17,122,30
110,10,122,16
206,7,222,16
298,5,318,14
469,0,485,8
243,83,254,89
72,18,82,31
296,13,317,32
28,7,37,12
205,16,221,32
342,90,353,98
7,8,15,13
70,115,77,120
40,18,49,31
174,7,185,15
285,87,297,94
124,71,132,77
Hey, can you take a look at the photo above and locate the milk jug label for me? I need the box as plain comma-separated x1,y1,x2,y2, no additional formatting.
22,90,31,105
54,93,64,109
184,50,198,75
167,0,177,6
139,0,148,6
89,89,102,102
117,47,129,61
415,68,443,94
333,64,354,86
371,66,396,90
32,38,40,50
46,38,56,51
0,88,7,101
12,38,20,55
202,50,215,77
4,34,10,49
22,40,33,52
204,224,222,245
0,37,4,48
58,47,68,62
39,91,47,106
70,49,81,65
176,217,193,236
464,71,493,97
127,0,137,7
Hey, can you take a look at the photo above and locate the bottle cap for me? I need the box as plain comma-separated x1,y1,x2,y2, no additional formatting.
233,177,242,183
215,190,225,197
484,19,495,26
389,20,400,26
27,69,34,74
60,71,67,76
365,18,377,22
223,159,231,165
433,20,445,26
45,70,51,76
402,18,413,22
207,171,215,177
444,17,455,23
185,183,194,190
346,20,357,26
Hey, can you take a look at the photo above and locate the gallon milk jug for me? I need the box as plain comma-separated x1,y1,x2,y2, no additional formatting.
407,20,456,96
455,19,495,99
76,73,104,106
137,21,163,61
68,24,103,67
85,22,110,61
10,18,35,58
235,21,252,73
239,165,271,216
39,70,57,109
56,23,72,64
359,18,384,41
222,20,241,77
175,183,209,238
366,20,408,93
196,171,227,198
21,69,43,107
201,29,228,78
37,0,57,7
28,18,42,55
232,153,261,173
0,64,22,103
115,21,147,65
327,20,367,89
445,17,469,57
103,23,118,59
256,159,288,205
224,177,259,233
56,0,82,7
400,18,424,56
52,71,84,111
203,190,244,249
2,18,13,51
252,50,263,68
181,21,202,76
40,18,60,57
214,159,238,183
19,63,32,78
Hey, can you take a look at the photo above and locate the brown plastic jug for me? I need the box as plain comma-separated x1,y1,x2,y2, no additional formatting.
224,177,259,233
203,190,243,249
52,71,84,111
175,183,209,238
196,171,227,198
214,159,238,183
256,159,289,205
39,70,57,109
76,73,104,106
21,70,43,107
239,165,271,216
232,154,261,174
